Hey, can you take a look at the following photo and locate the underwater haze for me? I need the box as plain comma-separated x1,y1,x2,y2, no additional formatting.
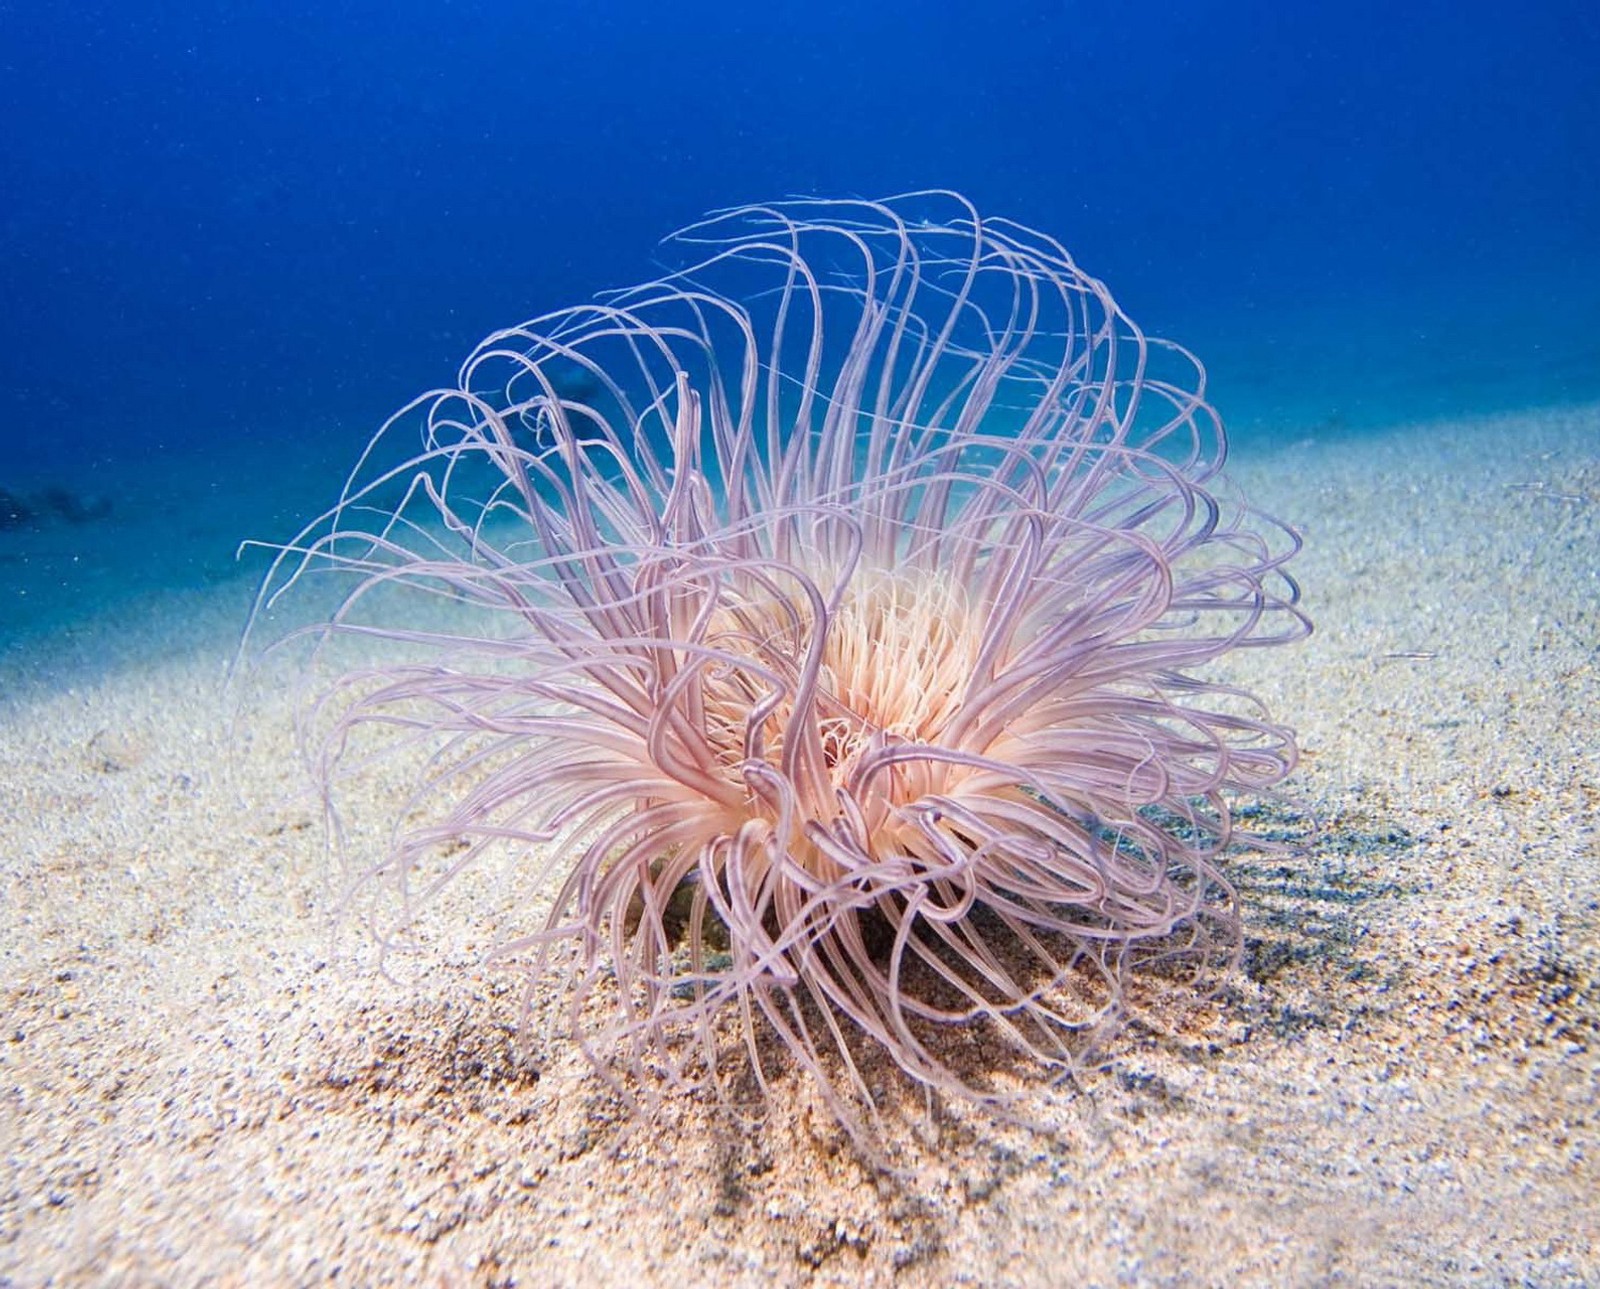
0,0,1597,643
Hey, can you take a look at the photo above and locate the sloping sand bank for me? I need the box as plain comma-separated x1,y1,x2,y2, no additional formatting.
3,404,1596,1285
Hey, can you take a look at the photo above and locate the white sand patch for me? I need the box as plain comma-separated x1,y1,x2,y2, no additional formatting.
2,403,1596,1285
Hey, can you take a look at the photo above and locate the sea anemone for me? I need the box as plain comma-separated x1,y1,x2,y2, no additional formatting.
255,192,1308,1130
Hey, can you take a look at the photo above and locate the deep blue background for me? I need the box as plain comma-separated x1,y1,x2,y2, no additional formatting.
2,0,1597,483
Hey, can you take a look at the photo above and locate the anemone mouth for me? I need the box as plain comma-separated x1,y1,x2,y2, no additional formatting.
696,561,976,790
252,190,1309,1134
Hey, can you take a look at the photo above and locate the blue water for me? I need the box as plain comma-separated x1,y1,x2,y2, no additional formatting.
2,0,1597,649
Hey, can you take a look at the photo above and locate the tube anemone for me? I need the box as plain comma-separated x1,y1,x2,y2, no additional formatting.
255,192,1309,1128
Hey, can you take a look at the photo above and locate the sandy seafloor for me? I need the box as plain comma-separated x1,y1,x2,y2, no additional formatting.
1,402,1596,1287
